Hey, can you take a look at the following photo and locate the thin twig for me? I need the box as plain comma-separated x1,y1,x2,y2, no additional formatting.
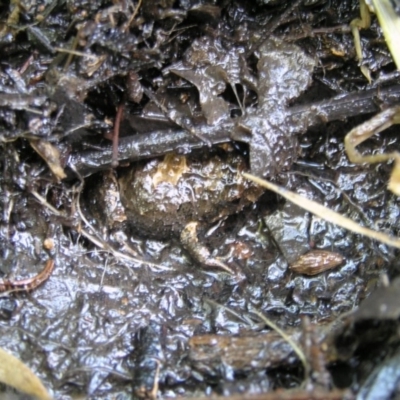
123,0,143,32
54,47,99,60
112,103,124,168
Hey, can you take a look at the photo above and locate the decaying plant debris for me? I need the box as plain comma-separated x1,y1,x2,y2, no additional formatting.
1,0,400,399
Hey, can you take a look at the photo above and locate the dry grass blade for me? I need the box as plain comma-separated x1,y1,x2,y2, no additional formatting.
251,309,309,382
372,0,400,70
243,172,400,250
0,347,52,399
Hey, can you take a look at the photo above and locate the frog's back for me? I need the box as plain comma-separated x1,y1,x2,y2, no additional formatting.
118,150,263,239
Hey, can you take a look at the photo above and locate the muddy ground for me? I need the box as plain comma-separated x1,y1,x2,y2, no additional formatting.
1,1,400,399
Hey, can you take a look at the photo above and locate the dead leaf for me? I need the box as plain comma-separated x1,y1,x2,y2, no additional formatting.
30,139,67,181
0,347,52,399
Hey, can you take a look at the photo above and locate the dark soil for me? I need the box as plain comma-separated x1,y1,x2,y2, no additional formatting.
1,1,400,399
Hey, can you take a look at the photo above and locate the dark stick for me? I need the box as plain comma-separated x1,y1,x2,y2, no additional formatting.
68,84,400,176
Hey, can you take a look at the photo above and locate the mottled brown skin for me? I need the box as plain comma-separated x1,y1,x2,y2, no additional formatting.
118,150,263,241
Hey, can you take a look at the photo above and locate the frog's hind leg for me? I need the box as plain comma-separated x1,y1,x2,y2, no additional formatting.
180,222,236,275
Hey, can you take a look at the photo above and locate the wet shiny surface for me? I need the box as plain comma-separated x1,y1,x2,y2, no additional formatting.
2,123,400,397
1,0,400,398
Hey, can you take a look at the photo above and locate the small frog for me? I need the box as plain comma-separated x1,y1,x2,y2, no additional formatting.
89,148,263,272
117,149,263,272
